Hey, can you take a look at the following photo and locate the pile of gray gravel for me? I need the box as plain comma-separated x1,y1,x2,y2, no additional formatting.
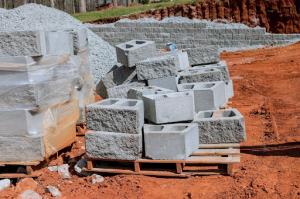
0,3,117,84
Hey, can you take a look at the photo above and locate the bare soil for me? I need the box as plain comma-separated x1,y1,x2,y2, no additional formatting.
1,42,300,199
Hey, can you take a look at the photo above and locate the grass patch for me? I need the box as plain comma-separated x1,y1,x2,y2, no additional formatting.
73,0,194,22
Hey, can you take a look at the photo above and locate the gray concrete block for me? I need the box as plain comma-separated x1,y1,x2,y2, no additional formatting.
136,54,178,80
116,40,157,67
183,46,220,66
193,108,246,144
0,31,46,56
86,98,144,134
0,78,75,110
177,81,226,112
144,123,199,160
0,136,45,162
85,130,142,160
178,68,223,84
127,86,173,100
96,65,137,97
147,76,178,91
143,91,194,124
107,82,145,98
191,61,230,81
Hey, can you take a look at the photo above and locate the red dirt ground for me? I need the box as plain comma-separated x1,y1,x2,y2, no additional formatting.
1,42,300,199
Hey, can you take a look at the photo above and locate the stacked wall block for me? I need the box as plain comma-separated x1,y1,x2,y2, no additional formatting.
86,98,144,160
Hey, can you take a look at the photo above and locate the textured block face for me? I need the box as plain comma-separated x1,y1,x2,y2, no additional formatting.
143,91,194,124
85,130,142,160
183,46,220,65
0,136,45,162
191,61,230,81
177,81,226,112
193,109,246,144
0,31,46,56
144,123,199,160
178,68,223,83
147,76,178,91
136,54,179,80
116,40,157,67
96,65,137,97
86,98,144,134
107,82,145,98
127,86,173,100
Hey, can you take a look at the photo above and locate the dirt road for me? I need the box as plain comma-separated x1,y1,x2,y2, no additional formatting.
1,42,300,199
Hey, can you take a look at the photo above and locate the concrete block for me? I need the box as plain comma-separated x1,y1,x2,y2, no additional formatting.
45,30,74,55
0,31,46,56
0,78,75,110
191,61,230,80
127,86,173,100
225,80,234,99
178,68,223,84
85,130,142,160
86,98,144,134
193,108,246,144
143,91,194,124
96,65,137,97
107,82,145,98
144,123,199,160
183,46,220,65
136,54,178,80
115,40,157,67
147,76,178,91
177,81,226,112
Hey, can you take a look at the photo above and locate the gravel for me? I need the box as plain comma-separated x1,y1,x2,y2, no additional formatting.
0,3,117,84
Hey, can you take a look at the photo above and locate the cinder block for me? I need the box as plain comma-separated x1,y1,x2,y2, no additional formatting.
85,130,142,160
178,68,223,83
147,76,178,91
136,54,179,80
96,65,137,98
193,109,246,144
86,98,144,134
183,46,220,66
143,91,194,124
0,31,47,56
45,30,74,55
127,86,173,100
116,40,157,67
191,61,230,80
177,81,226,112
107,82,145,98
144,123,199,160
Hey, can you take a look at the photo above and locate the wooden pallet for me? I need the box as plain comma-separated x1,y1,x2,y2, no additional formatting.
83,143,240,177
0,161,41,179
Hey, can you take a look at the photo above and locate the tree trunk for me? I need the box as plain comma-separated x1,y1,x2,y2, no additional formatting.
79,0,87,13
50,0,55,7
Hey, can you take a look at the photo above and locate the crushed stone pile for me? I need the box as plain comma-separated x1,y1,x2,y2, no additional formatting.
0,3,117,84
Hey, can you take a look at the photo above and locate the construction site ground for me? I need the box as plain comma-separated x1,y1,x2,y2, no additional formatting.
1,42,300,199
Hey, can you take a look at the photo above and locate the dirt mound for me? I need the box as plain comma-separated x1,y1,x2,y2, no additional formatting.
93,0,300,34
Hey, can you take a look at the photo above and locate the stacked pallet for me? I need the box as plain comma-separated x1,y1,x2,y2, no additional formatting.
0,29,94,164
84,39,246,176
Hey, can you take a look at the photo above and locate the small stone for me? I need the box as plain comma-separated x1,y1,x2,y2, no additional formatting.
0,179,10,191
48,166,58,172
91,174,104,184
19,190,42,199
47,186,62,197
57,164,71,179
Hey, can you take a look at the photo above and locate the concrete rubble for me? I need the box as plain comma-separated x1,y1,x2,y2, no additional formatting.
85,38,247,161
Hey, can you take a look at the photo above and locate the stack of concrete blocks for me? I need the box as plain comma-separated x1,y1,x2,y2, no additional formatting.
91,19,300,50
85,98,144,160
0,29,90,162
